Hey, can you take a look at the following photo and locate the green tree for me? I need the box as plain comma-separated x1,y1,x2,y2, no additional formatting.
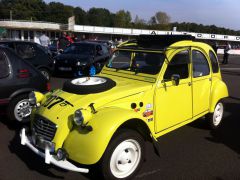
45,2,74,23
0,0,46,21
155,11,171,25
148,16,157,25
87,8,113,26
113,10,132,27
134,15,146,28
74,7,88,25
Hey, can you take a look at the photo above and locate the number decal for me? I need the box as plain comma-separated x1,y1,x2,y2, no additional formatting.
43,96,74,109
47,97,64,109
43,96,57,107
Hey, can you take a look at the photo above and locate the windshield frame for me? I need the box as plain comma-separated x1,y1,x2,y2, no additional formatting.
106,49,166,75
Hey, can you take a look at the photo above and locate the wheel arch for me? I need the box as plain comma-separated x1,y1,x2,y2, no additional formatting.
9,88,34,101
63,108,154,165
209,79,228,112
117,118,152,142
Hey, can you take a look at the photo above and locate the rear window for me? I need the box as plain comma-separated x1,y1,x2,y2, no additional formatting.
0,50,10,78
16,43,35,59
209,50,219,73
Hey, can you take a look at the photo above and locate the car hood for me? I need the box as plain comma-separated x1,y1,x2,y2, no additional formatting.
55,54,91,63
36,77,153,124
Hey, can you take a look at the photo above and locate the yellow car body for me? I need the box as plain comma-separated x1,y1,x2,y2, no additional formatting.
29,37,228,167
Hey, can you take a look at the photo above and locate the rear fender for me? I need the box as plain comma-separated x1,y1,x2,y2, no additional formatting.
210,80,228,112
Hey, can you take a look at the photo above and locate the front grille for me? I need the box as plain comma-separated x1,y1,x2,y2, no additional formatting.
33,115,57,141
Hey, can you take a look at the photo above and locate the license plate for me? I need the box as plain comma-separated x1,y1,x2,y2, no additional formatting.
59,67,72,71
32,134,55,153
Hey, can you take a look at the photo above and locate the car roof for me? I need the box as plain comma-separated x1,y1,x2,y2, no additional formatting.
118,35,195,50
0,40,36,44
73,41,104,46
118,35,213,53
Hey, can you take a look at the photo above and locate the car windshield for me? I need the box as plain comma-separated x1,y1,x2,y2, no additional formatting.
107,50,165,75
63,43,94,55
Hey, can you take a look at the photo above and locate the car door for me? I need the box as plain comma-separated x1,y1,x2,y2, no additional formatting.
191,48,212,117
0,49,11,100
154,50,192,133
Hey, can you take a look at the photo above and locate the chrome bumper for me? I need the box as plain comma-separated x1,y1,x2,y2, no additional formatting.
20,128,89,173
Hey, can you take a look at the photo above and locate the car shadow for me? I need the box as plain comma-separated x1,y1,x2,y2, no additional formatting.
206,101,240,155
1,114,101,180
189,100,240,156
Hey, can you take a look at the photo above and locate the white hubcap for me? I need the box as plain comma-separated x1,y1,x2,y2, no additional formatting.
213,103,223,126
71,77,106,86
110,139,141,178
14,99,32,121
41,70,49,80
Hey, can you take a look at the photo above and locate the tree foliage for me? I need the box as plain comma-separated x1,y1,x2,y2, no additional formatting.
87,8,113,27
114,10,132,27
0,0,239,36
155,11,171,25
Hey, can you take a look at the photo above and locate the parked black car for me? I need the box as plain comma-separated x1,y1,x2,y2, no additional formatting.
0,40,54,80
0,46,50,122
54,41,110,76
48,39,58,57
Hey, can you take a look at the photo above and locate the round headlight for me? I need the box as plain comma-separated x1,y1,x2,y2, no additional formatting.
73,109,84,126
29,92,36,106
76,61,81,66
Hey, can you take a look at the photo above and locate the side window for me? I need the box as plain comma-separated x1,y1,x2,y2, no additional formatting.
209,50,219,73
102,45,109,54
16,43,35,59
192,50,210,78
164,50,189,80
0,50,10,78
96,45,102,56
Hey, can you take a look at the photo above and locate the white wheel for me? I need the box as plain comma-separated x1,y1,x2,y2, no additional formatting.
14,99,32,122
71,77,107,86
110,139,141,178
40,69,50,80
206,101,224,129
213,102,224,126
101,129,145,180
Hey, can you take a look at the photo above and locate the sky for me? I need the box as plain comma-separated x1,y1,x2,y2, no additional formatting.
44,0,240,30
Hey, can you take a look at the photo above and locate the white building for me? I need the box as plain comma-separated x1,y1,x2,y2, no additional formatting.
1,19,240,45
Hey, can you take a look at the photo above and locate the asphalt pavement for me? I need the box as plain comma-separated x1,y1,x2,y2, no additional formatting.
1,55,240,180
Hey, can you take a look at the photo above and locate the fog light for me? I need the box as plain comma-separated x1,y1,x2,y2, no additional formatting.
56,148,68,161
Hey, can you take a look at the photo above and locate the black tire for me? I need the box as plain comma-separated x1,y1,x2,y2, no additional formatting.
7,94,31,122
100,129,145,180
62,76,116,95
39,68,51,81
206,101,224,129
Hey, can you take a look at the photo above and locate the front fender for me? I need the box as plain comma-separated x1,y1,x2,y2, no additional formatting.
63,107,150,165
210,79,228,112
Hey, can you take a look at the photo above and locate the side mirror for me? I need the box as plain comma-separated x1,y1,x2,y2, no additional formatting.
97,50,103,56
171,74,180,86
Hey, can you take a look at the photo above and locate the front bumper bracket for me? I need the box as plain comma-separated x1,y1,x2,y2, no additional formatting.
20,128,89,173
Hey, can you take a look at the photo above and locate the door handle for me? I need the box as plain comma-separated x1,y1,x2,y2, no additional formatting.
209,78,212,81
188,82,192,86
